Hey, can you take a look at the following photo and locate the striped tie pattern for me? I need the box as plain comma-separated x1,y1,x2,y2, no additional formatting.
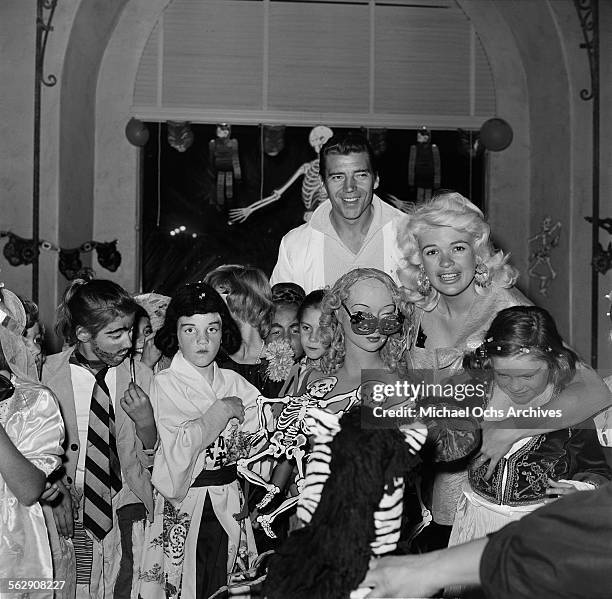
81,364,122,541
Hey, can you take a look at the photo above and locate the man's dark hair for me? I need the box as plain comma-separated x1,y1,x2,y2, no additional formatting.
319,131,377,181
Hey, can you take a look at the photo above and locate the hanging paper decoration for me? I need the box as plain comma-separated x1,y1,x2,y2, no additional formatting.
0,231,122,279
527,216,562,296
263,125,286,157
3,233,39,266
95,240,121,272
58,248,83,280
167,121,194,152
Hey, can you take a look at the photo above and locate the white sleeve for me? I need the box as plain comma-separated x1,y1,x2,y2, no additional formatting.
270,235,294,286
150,379,229,504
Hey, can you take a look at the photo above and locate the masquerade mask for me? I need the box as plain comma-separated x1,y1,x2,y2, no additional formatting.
341,303,404,336
0,373,15,402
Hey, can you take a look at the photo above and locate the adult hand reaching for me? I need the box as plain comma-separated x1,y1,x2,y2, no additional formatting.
472,420,522,479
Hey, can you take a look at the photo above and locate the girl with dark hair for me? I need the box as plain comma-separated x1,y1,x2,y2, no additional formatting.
138,283,259,599
448,306,611,556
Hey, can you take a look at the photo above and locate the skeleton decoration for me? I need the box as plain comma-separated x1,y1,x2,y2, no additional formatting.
528,216,562,296
228,125,333,224
236,375,360,538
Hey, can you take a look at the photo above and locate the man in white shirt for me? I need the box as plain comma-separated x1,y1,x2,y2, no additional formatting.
270,131,406,293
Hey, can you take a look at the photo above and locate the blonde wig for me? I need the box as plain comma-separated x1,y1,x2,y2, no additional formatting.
318,268,414,376
204,264,274,338
397,191,518,310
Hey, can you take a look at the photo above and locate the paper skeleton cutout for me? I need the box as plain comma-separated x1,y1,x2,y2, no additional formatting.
528,216,562,296
236,375,360,537
228,125,333,224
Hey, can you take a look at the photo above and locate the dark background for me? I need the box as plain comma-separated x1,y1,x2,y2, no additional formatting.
142,123,484,294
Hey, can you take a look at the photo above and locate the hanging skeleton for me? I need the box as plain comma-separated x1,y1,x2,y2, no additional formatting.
528,216,562,296
235,376,360,538
228,125,333,224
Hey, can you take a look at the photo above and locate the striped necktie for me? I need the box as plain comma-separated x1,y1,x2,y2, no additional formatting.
72,353,123,540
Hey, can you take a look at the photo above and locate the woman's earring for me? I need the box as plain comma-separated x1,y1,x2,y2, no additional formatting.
416,264,432,296
474,258,491,288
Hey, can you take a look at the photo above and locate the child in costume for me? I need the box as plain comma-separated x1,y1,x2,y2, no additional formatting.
0,287,64,599
279,289,327,397
137,283,259,599
450,306,611,547
44,279,156,599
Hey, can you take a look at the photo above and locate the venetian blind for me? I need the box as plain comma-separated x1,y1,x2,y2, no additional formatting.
133,0,495,126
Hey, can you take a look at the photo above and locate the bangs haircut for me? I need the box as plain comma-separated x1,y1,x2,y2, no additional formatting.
155,282,241,358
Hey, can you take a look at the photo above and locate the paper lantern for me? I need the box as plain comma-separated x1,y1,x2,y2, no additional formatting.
479,118,513,151
125,118,149,147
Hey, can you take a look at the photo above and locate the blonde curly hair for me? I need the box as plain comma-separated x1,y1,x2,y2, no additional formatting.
318,268,414,376
397,191,518,310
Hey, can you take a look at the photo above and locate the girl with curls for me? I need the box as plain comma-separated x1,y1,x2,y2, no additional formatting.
137,283,259,599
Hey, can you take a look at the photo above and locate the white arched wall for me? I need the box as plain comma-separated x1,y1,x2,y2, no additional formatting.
95,0,174,295
456,0,530,288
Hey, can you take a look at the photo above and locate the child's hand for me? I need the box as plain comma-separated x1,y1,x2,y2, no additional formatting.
140,335,162,369
545,478,580,501
221,396,245,423
50,479,74,538
398,420,428,455
121,382,155,426
40,481,60,503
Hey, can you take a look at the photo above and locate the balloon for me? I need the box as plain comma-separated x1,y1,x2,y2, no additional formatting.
479,118,513,151
125,118,149,147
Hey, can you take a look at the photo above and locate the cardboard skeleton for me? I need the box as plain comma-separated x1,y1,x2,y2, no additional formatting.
228,125,333,224
236,375,360,537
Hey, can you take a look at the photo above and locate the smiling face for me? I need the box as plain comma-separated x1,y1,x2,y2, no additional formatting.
299,306,326,360
419,226,477,297
177,313,222,371
492,353,550,404
78,313,134,367
322,152,379,224
268,304,303,359
340,278,396,354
